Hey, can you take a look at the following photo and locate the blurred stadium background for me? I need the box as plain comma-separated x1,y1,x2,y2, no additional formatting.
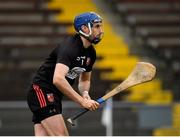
0,0,180,135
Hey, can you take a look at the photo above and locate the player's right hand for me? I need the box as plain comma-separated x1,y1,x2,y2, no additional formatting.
81,98,99,111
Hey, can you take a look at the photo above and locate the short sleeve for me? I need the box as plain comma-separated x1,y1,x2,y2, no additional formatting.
85,48,96,72
56,45,73,68
85,59,95,72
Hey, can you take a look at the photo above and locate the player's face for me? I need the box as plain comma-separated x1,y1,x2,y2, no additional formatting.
91,22,104,39
89,22,104,44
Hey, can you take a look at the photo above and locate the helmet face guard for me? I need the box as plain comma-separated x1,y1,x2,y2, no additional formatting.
73,12,103,44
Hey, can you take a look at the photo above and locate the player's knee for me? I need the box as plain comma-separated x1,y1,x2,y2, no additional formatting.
52,129,67,136
42,124,68,136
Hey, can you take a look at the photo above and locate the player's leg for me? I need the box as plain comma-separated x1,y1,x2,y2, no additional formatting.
27,84,68,135
41,114,69,136
34,123,49,136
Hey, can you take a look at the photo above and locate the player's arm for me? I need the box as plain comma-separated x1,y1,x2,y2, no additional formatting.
78,72,92,100
53,63,84,104
53,63,99,110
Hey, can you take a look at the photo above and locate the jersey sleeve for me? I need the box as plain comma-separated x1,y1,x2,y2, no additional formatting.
56,44,73,68
85,48,96,72
85,60,95,72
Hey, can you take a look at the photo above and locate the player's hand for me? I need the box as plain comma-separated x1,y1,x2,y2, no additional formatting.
81,98,99,111
81,91,91,100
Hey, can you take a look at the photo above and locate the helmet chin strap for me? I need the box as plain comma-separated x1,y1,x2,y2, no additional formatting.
79,23,92,37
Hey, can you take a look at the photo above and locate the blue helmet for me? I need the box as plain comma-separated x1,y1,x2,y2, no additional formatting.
73,12,102,33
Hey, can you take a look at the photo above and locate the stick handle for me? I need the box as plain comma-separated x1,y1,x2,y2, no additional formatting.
70,108,88,121
68,98,105,122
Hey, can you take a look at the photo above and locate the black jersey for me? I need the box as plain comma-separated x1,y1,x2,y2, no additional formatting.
32,34,96,95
